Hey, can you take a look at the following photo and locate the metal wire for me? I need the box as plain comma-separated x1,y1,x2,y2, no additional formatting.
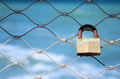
0,0,120,79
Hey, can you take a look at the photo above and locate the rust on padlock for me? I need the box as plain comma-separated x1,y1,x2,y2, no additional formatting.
78,24,99,39
76,24,100,56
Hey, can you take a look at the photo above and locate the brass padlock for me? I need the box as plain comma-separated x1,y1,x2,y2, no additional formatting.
76,24,100,56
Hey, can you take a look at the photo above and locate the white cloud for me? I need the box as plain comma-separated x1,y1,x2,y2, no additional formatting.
0,45,119,79
31,63,53,72
31,52,68,64
0,45,33,60
8,75,32,79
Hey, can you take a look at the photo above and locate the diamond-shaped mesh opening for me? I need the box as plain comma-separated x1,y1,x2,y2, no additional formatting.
0,0,120,79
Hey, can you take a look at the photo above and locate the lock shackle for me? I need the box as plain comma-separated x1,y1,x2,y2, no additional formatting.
78,24,99,39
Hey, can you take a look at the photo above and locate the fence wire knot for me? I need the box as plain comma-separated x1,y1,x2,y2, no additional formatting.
39,0,45,2
109,40,116,44
60,64,66,68
37,50,43,54
59,38,67,42
109,14,116,18
0,0,120,79
106,66,115,70
61,12,69,16
13,36,21,39
34,75,42,79
13,61,19,65
14,10,22,14
83,77,91,79
37,24,44,28
86,0,93,3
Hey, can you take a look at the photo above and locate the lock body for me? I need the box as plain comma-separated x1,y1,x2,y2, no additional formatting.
77,38,100,56
76,24,100,56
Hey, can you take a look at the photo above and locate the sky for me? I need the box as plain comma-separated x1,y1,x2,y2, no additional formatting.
2,0,120,3
0,45,120,79
0,0,120,79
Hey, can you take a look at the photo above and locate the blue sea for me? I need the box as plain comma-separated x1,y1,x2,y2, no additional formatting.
0,1,120,79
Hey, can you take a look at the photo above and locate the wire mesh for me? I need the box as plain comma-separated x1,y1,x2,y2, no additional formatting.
0,0,120,79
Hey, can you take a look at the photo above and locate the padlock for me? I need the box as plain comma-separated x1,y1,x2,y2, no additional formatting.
76,24,100,56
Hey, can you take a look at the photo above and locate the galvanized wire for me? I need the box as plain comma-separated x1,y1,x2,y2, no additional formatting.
0,0,120,79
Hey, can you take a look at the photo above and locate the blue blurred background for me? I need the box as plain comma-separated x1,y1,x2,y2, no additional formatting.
0,0,120,79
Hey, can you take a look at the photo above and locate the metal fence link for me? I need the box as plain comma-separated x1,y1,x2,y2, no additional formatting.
0,0,120,79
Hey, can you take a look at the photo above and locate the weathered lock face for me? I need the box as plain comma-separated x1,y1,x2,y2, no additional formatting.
76,24,100,56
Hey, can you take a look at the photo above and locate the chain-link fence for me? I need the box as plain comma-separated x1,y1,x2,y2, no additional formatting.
0,0,120,79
